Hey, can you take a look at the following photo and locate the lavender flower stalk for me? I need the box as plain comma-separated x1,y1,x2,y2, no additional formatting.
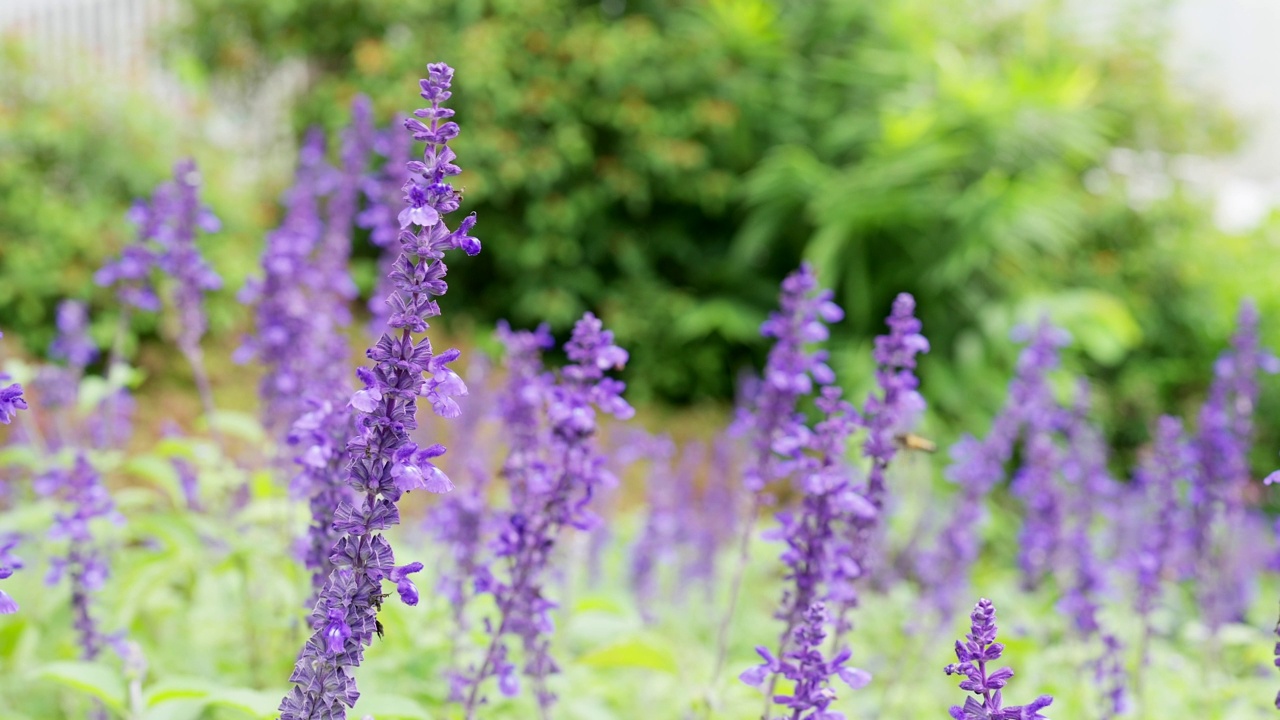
924,322,1068,619
1132,415,1194,660
0,330,29,426
0,533,22,614
755,386,872,709
36,454,123,658
1058,383,1125,718
278,62,479,720
1192,301,1277,630
460,313,633,718
714,263,842,681
836,292,928,636
97,160,223,420
862,293,930,509
740,602,870,719
945,599,1053,720
237,128,338,434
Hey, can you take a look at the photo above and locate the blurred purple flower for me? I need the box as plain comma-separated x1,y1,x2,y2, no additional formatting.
740,602,870,719
460,313,632,717
36,454,123,658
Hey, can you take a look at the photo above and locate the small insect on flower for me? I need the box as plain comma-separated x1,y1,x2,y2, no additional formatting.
895,432,937,453
376,619,385,640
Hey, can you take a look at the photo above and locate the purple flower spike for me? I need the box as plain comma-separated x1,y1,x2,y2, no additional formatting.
0,533,23,614
945,599,1053,720
279,62,478,720
862,292,930,508
0,328,28,428
741,602,870,719
36,454,122,658
50,300,98,371
736,263,843,493
923,320,1067,618
459,313,633,718
1192,300,1277,631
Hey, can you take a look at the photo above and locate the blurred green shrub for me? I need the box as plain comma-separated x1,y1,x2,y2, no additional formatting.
5,0,1266,463
170,0,1249,432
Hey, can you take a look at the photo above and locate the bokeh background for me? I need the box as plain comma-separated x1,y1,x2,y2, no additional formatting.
3,0,1280,480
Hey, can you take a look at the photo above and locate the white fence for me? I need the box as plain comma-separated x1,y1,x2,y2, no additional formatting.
0,0,181,97
0,0,307,172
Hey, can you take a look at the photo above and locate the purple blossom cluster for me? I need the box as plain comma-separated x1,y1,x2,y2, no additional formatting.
945,598,1053,720
0,329,28,426
459,313,633,717
924,320,1069,619
35,454,124,658
96,159,223,417
741,602,871,720
278,62,478,720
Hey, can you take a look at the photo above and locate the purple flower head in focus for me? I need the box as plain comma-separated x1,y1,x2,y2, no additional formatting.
740,602,870,719
945,598,1053,720
280,62,478,720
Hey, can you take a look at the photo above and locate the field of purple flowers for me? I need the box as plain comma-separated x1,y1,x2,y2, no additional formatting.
2,62,1279,720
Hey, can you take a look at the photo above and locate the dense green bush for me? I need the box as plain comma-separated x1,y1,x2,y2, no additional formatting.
170,0,1256,434
8,0,1278,464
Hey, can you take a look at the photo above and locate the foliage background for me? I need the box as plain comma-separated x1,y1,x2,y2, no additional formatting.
4,0,1280,467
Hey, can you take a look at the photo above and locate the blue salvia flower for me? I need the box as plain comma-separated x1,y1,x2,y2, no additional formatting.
0,532,22,614
1132,415,1194,660
49,300,98,371
628,432,677,616
716,264,844,678
494,321,555,498
1272,602,1280,709
97,159,223,417
924,321,1068,618
237,128,339,434
735,263,843,493
945,599,1053,720
427,354,497,636
278,62,478,720
235,127,359,595
1193,301,1277,630
0,329,29,426
752,386,872,708
359,111,414,332
836,293,928,635
740,602,870,719
461,313,633,717
35,454,123,658
862,292,930,508
1058,382,1126,717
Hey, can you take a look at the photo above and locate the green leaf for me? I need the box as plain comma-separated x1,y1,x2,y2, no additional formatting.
207,410,266,444
351,693,432,719
32,661,127,716
206,688,284,719
578,637,678,673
